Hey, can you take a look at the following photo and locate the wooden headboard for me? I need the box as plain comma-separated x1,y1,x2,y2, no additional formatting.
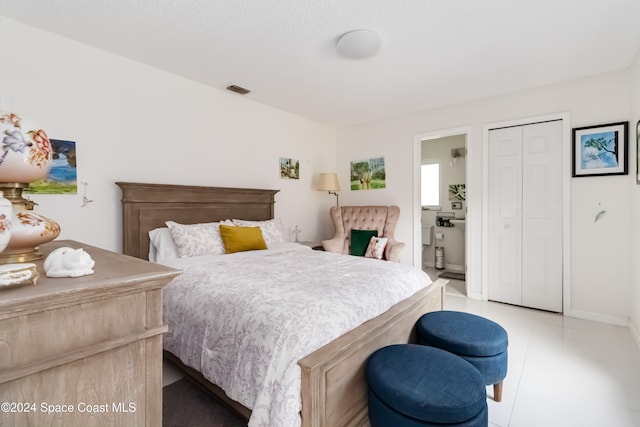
116,182,279,260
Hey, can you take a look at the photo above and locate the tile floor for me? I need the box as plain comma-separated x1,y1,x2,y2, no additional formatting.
164,269,640,426
428,267,640,427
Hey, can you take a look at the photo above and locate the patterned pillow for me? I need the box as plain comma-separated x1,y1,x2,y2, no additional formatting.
165,221,226,258
231,218,285,244
364,236,388,260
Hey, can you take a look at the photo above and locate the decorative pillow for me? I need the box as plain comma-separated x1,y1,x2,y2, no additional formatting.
231,218,285,244
165,221,226,258
219,224,268,254
364,236,388,260
350,229,378,257
148,227,179,262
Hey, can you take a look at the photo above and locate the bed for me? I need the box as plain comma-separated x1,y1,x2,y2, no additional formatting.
117,182,445,427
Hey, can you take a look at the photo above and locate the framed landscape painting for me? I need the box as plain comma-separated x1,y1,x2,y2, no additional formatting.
350,157,386,190
25,139,77,194
572,121,628,177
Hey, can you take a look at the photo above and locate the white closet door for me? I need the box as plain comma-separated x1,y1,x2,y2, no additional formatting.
521,120,563,311
488,121,563,312
488,126,523,306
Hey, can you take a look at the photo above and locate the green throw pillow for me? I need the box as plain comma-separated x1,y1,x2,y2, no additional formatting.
350,229,378,257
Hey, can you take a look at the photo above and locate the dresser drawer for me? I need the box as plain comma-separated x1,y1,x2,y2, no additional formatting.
0,292,146,372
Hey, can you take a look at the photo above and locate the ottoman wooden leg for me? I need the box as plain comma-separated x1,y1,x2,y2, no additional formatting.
493,381,503,402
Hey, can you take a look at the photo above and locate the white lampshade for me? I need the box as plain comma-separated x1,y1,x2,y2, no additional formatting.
336,29,381,59
316,173,340,191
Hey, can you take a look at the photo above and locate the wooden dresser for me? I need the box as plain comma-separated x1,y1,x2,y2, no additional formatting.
0,240,181,427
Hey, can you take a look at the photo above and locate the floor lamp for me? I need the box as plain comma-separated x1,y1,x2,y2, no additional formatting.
316,173,340,206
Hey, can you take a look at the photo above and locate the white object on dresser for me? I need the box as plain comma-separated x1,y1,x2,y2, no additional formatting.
43,246,95,278
0,240,181,427
0,263,38,286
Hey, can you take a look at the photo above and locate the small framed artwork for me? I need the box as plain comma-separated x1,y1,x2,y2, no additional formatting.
451,201,462,210
448,184,466,201
636,120,640,184
572,121,628,177
279,157,299,179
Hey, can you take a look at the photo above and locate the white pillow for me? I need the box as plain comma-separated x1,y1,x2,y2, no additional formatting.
148,227,179,262
231,218,285,244
364,236,388,260
165,221,226,258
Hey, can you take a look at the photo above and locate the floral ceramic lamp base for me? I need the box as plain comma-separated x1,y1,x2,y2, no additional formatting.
0,184,60,263
0,112,60,264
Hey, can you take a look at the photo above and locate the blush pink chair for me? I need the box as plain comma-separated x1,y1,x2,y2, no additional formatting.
321,205,405,262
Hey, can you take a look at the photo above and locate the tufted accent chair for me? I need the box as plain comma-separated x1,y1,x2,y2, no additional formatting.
322,206,405,262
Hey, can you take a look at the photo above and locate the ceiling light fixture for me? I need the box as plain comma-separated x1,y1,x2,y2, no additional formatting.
336,29,381,59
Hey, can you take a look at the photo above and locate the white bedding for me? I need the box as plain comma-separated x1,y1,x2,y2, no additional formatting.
161,242,432,427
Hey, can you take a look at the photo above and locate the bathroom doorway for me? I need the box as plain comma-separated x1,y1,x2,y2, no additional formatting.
418,133,467,297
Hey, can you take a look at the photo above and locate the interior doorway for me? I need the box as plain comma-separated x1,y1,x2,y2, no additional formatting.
414,130,468,297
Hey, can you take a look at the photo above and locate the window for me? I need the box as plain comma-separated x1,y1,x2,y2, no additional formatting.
421,162,440,207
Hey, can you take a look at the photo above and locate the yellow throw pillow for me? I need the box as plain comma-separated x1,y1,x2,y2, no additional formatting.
219,224,268,254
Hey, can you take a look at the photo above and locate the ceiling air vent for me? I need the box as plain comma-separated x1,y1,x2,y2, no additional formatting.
226,85,251,95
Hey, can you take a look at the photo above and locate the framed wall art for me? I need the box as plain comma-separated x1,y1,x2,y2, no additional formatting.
25,139,77,194
448,184,466,201
350,157,386,190
279,157,299,179
572,121,628,177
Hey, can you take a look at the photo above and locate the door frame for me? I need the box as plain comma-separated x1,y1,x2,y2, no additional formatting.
413,126,475,294
482,112,571,313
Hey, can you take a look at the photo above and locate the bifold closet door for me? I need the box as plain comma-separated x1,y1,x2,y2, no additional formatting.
488,126,523,306
488,120,563,312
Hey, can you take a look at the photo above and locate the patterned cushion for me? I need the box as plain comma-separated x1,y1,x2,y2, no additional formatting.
364,237,388,260
165,221,226,258
232,218,285,244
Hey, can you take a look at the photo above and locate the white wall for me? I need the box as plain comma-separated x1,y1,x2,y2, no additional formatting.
630,50,640,346
0,17,337,252
2,16,636,327
337,70,633,324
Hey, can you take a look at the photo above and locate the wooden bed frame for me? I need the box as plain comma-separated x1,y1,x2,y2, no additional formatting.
117,182,445,427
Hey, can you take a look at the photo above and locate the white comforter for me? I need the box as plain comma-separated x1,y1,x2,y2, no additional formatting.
161,243,432,427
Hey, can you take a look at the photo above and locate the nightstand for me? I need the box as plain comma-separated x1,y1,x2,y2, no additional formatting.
299,241,325,251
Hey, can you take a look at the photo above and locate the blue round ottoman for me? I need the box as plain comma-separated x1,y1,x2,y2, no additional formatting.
367,344,488,427
417,311,508,402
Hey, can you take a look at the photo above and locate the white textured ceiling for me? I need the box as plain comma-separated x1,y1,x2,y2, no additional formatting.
2,0,640,127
